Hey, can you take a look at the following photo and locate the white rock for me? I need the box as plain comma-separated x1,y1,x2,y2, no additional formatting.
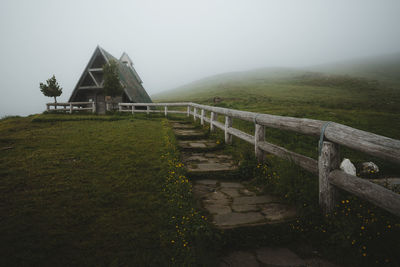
340,158,356,176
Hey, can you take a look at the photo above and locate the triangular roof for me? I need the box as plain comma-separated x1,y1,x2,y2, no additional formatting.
69,46,152,103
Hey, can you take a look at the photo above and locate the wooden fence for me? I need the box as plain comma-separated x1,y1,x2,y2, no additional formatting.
46,102,96,113
119,102,400,217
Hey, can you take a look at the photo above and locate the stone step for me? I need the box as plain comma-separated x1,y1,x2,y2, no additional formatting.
172,122,197,129
219,247,340,267
182,152,238,177
178,140,219,152
169,120,191,124
193,179,297,229
173,129,207,140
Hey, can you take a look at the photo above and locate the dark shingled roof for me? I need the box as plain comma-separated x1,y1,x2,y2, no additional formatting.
69,46,152,103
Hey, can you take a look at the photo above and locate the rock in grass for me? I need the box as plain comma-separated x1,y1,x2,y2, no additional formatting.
360,161,379,178
340,158,356,176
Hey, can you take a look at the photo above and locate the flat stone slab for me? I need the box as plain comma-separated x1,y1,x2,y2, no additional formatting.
203,191,230,206
183,152,238,174
214,212,265,227
196,179,218,186
233,195,278,206
173,129,205,137
220,188,241,198
261,203,297,222
219,248,340,267
219,251,259,267
232,204,260,212
204,204,232,215
220,182,244,188
239,188,256,196
178,140,218,150
189,163,237,172
256,247,305,266
172,122,196,129
304,258,341,267
193,184,215,199
194,180,297,229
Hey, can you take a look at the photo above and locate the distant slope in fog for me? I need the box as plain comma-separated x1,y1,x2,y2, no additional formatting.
306,52,400,86
152,52,400,102
152,67,309,101
152,53,400,142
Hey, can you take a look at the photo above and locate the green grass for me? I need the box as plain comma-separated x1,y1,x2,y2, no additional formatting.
153,66,400,266
0,114,213,266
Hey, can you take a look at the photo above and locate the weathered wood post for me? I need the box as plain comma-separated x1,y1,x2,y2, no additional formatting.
200,109,205,125
146,106,150,115
119,104,122,112
193,107,197,122
210,112,216,132
225,116,232,144
164,106,168,117
92,102,96,113
187,106,190,117
132,105,135,115
318,141,340,214
69,103,73,114
46,104,49,111
255,124,265,162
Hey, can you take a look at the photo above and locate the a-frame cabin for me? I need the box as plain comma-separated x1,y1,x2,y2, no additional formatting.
69,46,152,114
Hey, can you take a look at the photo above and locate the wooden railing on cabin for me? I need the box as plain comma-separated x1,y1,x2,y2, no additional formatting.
121,102,400,217
46,102,96,113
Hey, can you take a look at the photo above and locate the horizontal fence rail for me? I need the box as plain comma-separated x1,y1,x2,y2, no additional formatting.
46,102,95,113
119,102,400,217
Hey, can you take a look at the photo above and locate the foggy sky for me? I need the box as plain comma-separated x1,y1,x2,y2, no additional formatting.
1,0,400,117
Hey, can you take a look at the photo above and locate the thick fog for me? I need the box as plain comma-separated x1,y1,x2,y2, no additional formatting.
1,0,399,117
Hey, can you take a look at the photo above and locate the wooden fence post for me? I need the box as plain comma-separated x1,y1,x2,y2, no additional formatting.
132,105,135,115
193,107,197,122
69,103,73,114
255,124,265,162
187,106,190,117
92,102,96,113
318,141,340,214
46,104,49,111
225,116,232,144
146,106,150,115
164,106,168,117
210,112,216,132
201,109,205,125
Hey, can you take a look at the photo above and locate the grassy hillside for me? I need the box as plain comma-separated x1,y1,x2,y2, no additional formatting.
309,52,400,86
153,67,400,140
153,54,400,177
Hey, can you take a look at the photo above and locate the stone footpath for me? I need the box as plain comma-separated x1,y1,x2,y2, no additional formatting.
171,120,339,267
172,121,297,228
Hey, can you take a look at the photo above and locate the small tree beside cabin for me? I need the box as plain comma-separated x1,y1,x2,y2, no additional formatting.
40,75,62,108
103,60,124,111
